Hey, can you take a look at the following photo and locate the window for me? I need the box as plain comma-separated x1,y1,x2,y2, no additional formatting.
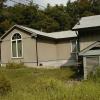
11,33,23,58
71,40,77,53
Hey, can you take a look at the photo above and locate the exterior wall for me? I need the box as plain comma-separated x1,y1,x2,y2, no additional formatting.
56,39,77,66
79,29,100,79
83,56,100,80
79,30,100,51
1,28,77,67
57,40,71,60
37,39,77,67
37,39,57,62
1,29,37,67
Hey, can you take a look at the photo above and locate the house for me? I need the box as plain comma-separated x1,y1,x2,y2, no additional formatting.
73,15,100,79
1,15,100,79
0,25,77,68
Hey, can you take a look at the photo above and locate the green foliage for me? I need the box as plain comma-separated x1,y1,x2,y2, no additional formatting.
0,68,99,100
88,67,100,82
45,5,73,30
0,0,7,8
0,68,74,99
0,0,100,35
96,67,100,77
0,72,11,95
6,62,26,69
29,12,60,32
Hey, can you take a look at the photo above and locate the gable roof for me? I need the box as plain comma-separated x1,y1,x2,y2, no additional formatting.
1,25,54,39
73,15,100,30
79,41,100,56
1,25,77,40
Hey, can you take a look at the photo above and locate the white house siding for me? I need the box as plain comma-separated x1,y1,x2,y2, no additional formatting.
1,29,37,67
37,39,57,62
36,39,77,67
56,39,77,66
1,28,77,67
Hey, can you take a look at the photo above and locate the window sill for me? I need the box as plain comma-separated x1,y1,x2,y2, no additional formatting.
11,57,24,59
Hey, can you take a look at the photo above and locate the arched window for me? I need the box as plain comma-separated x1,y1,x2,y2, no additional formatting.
12,33,23,58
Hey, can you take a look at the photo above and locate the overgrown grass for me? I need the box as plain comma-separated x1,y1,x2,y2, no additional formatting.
6,62,26,69
0,72,12,96
0,67,100,100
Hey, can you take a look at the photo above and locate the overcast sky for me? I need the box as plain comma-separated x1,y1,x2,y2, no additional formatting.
34,0,76,6
6,0,76,7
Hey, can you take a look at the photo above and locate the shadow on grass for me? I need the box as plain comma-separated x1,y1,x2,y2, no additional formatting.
60,66,84,81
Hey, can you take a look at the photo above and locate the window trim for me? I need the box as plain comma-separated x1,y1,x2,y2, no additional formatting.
11,33,23,59
70,39,77,53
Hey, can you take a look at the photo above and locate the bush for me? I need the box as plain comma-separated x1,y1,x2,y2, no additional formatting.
88,67,100,81
0,73,12,95
6,62,26,69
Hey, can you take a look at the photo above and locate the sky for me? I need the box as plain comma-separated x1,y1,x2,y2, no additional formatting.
34,0,76,7
6,0,76,7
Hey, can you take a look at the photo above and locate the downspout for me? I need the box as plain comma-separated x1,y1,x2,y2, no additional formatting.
33,35,39,66
35,36,39,66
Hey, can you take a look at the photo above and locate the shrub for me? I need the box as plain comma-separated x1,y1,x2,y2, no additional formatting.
6,62,26,69
88,67,100,81
0,73,12,95
96,67,100,77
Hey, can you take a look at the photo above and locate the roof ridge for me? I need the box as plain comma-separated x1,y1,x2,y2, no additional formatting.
16,25,47,34
73,15,100,30
1,24,76,40
82,15,100,19
49,30,73,34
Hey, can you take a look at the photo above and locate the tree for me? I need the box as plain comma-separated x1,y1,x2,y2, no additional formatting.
0,19,13,35
0,0,7,8
45,4,73,31
29,12,60,32
0,0,100,35
91,0,100,14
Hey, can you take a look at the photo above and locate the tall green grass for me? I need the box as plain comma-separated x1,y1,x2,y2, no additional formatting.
0,67,100,100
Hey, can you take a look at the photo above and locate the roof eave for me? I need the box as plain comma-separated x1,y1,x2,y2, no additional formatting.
72,26,100,31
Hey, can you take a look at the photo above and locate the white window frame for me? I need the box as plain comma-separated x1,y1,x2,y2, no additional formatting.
70,39,77,53
11,33,23,58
